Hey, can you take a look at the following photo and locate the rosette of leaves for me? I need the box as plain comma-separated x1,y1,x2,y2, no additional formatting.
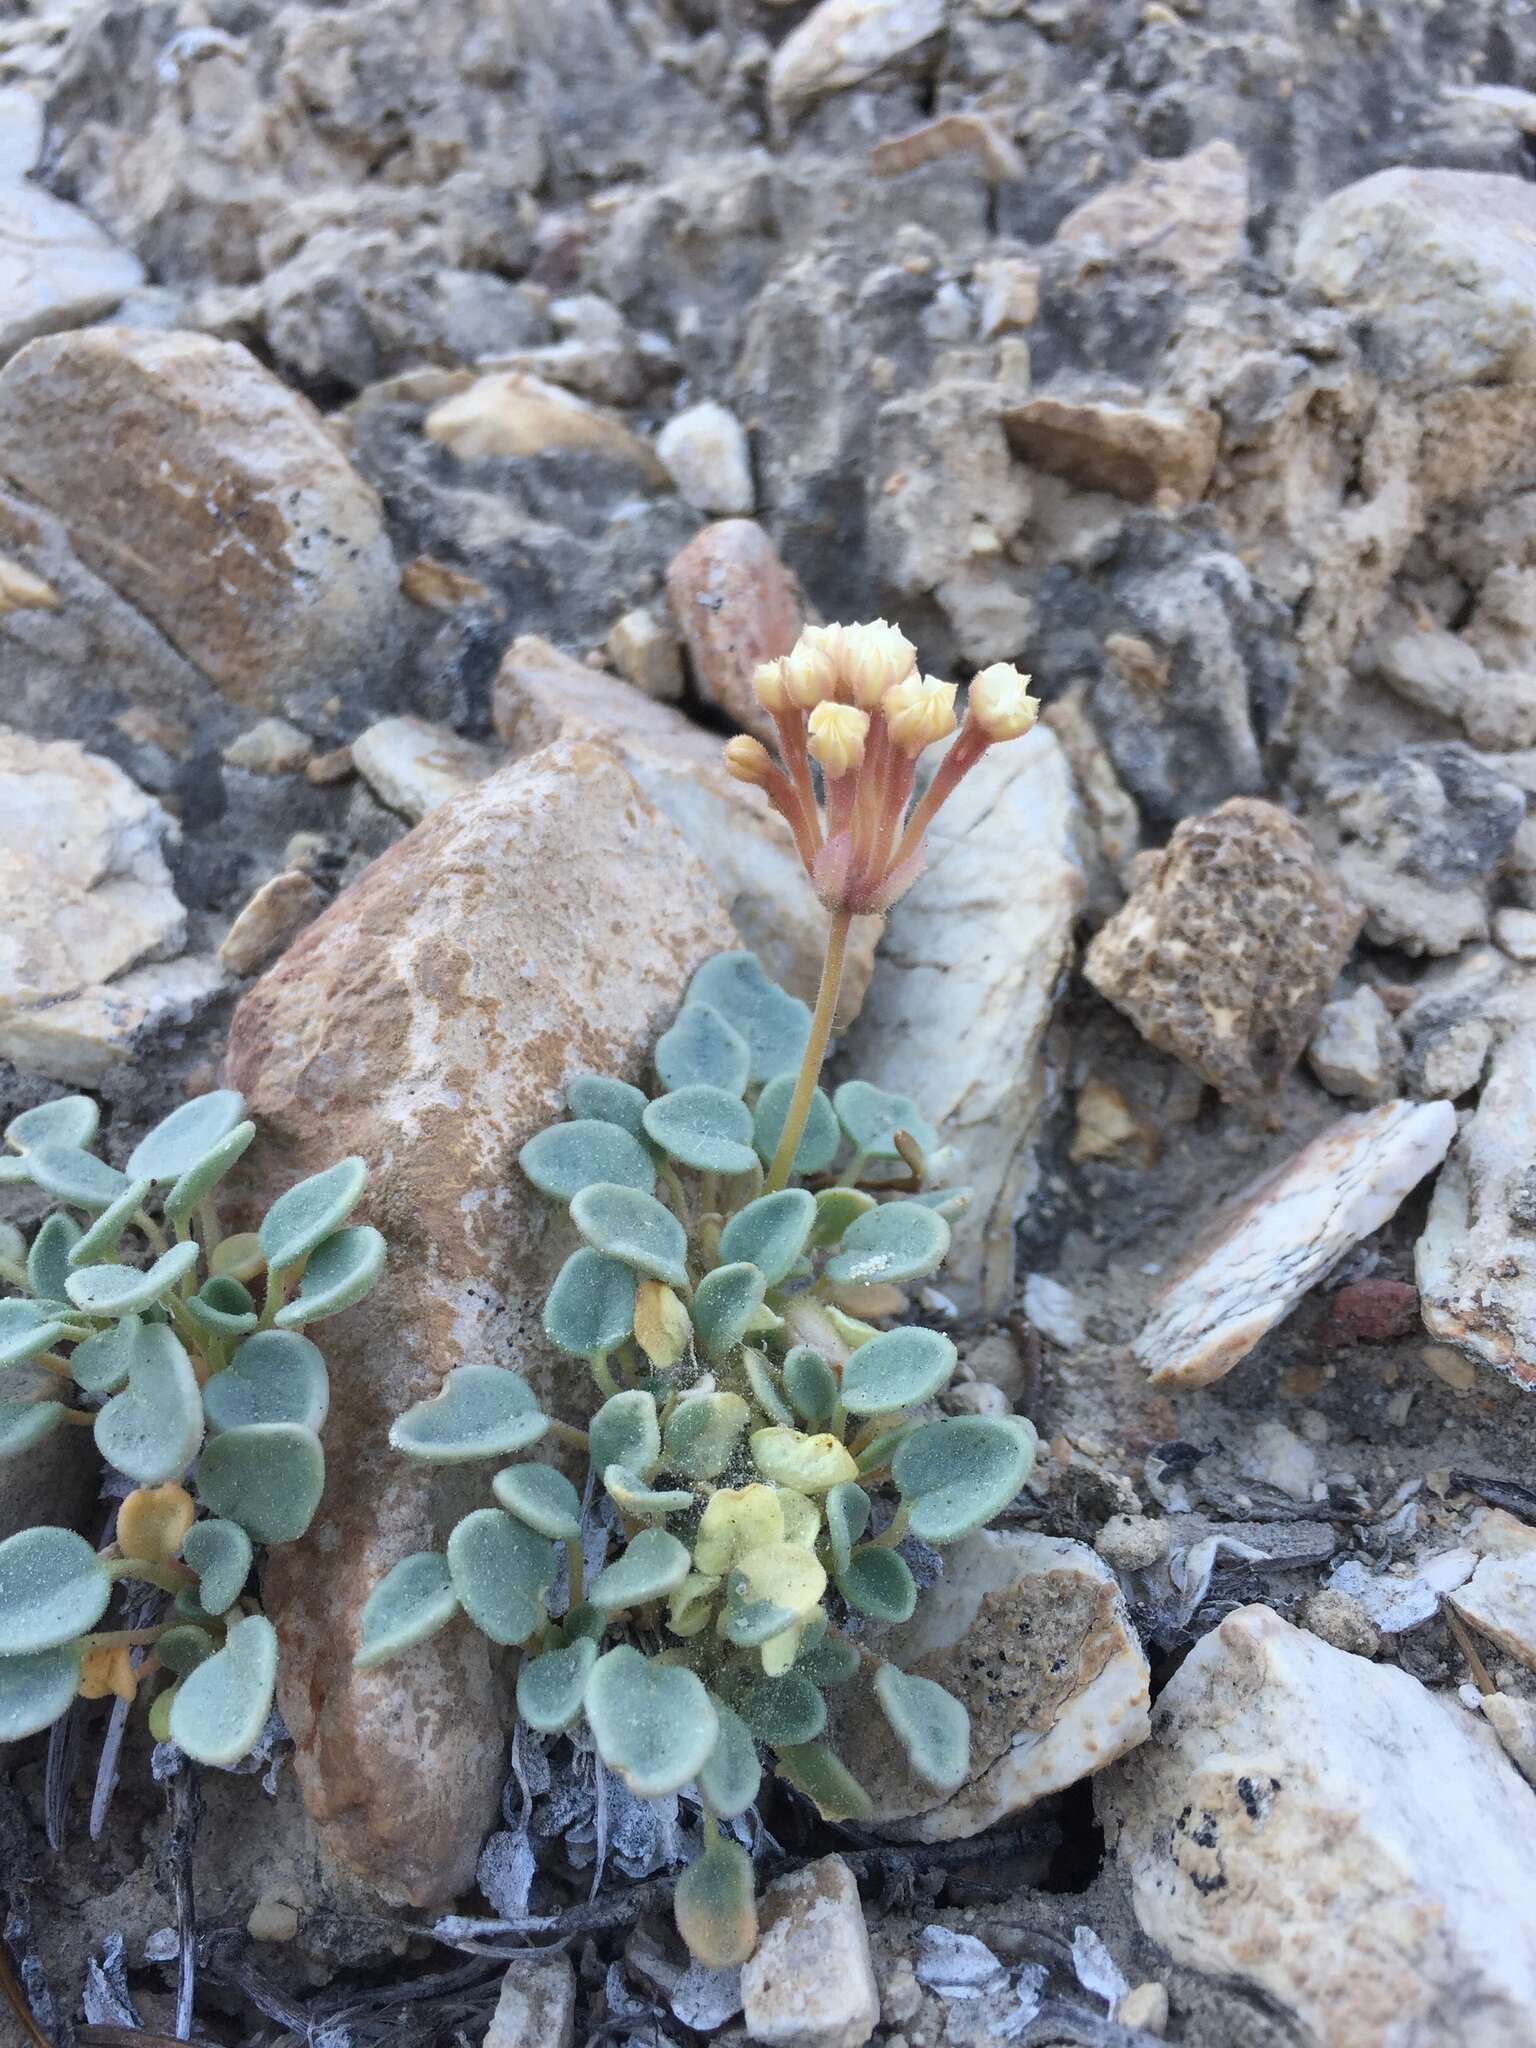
366,950,1037,1969
0,1090,384,1767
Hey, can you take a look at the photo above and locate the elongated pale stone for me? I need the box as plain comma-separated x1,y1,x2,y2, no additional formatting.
741,1856,878,2048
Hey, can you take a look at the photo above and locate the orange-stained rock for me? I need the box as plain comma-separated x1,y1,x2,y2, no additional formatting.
664,518,807,743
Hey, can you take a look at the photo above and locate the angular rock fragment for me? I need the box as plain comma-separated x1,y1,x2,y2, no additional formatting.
219,871,326,978
665,519,806,744
0,181,143,361
769,0,947,118
423,369,666,479
351,715,496,822
1307,985,1403,1104
484,1954,577,2048
741,1855,879,2048
656,400,754,515
1004,394,1218,506
1450,1552,1536,1672
1055,140,1249,286
1136,1100,1457,1388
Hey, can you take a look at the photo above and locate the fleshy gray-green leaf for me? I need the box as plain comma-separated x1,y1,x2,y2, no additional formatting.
891,1415,1037,1543
873,1663,970,1792
156,1625,216,1677
675,1836,758,1969
0,1644,82,1741
642,1087,756,1175
164,1121,257,1230
721,1573,795,1649
517,1637,597,1732
0,1399,68,1460
584,1644,719,1798
833,1081,939,1163
66,1241,200,1319
737,1669,826,1745
203,1330,329,1435
543,1248,637,1358
492,1462,581,1541
663,1391,748,1478
0,1299,69,1371
69,1317,139,1394
719,1190,815,1287
184,1275,259,1339
565,1074,648,1136
604,1465,693,1518
698,1701,761,1818
30,1212,83,1298
94,1324,203,1486
169,1613,278,1765
824,1201,951,1287
0,1526,110,1654
686,952,811,1085
911,1186,972,1221
519,1119,655,1202
570,1184,688,1287
743,1348,795,1428
354,1552,460,1669
824,1482,871,1575
838,1326,957,1417
274,1224,386,1326
65,1179,153,1269
589,1390,660,1478
690,1263,766,1361
6,1096,99,1154
181,1518,252,1615
446,1508,555,1646
589,1526,690,1611
195,1423,325,1545
837,1544,916,1622
390,1367,547,1463
127,1090,248,1183
24,1144,130,1212
795,1630,860,1688
260,1158,368,1273
655,1002,751,1096
752,1077,839,1176
773,1741,874,1823
782,1345,837,1426
809,1187,876,1248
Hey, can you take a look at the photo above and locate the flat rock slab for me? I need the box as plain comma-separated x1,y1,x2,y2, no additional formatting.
0,180,142,360
1098,1604,1536,2048
1135,1099,1456,1388
224,740,734,1906
1450,1552,1536,1671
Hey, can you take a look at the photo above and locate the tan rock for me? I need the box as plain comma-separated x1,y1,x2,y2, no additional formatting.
656,400,754,515
223,717,313,776
870,113,1024,185
1056,139,1249,286
665,519,806,743
223,741,735,1905
399,555,490,611
1083,798,1361,1115
3,953,228,1088
484,1954,578,2048
351,715,496,822
1070,1079,1160,1170
741,1856,879,2048
1003,393,1218,506
973,255,1041,337
0,181,143,361
0,329,398,710
606,606,685,702
424,370,666,480
770,0,946,116
305,743,355,787
0,553,59,614
218,870,326,978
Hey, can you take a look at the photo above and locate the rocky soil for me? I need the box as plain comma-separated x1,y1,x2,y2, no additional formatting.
9,0,1536,2043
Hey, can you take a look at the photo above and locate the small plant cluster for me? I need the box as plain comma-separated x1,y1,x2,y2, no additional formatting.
0,1090,383,1766
363,621,1043,1969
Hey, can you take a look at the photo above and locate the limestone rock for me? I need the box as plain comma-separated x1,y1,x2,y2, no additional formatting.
1494,907,1536,963
0,180,142,360
665,519,806,745
1098,1604,1536,2048
2,954,228,1088
1083,799,1361,1115
606,607,684,701
1307,985,1403,1104
840,729,1083,1309
1136,1100,1457,1388
423,370,666,480
1417,1026,1536,1388
1483,1694,1536,1788
1295,167,1536,390
741,1856,879,2048
833,1531,1149,1841
1003,394,1218,507
1371,626,1536,752
769,0,946,117
1450,1553,1536,1672
1055,140,1250,286
351,716,496,822
0,329,399,710
218,871,326,978
656,400,754,515
483,1955,577,2048
223,741,736,1906
870,114,1024,186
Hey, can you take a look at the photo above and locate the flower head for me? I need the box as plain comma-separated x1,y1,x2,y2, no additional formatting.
752,658,792,716
883,673,958,757
968,663,1038,741
841,618,916,707
806,701,869,778
782,633,838,709
723,735,776,788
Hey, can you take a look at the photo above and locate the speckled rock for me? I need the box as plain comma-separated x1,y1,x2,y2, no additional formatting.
741,1855,878,2048
351,715,496,822
1083,798,1361,1115
1004,394,1219,507
1055,139,1250,286
223,741,735,1906
665,518,808,744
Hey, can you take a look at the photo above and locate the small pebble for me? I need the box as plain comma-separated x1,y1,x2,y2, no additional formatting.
306,742,356,786
223,716,312,775
1300,1589,1381,1660
1116,1981,1170,2035
1095,1514,1169,1572
246,1892,300,1943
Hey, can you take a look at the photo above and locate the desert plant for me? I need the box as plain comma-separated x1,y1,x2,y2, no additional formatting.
0,1090,382,1766
364,621,1042,1966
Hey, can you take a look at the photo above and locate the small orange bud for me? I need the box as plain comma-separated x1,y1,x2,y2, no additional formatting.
724,735,776,787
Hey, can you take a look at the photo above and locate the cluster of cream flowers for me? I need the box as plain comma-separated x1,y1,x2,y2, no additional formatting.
723,620,1038,915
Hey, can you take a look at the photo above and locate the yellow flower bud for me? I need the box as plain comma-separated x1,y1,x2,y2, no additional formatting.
749,1426,859,1493
806,701,869,778
723,735,775,788
841,618,916,707
79,1645,138,1704
117,1483,196,1569
883,673,958,756
634,1279,693,1370
782,632,839,708
968,663,1038,741
752,658,792,715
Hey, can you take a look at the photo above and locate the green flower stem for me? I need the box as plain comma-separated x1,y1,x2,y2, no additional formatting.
870,1503,910,1550
257,1264,288,1329
836,1149,871,1189
544,1418,591,1451
766,906,853,1193
197,1197,222,1255
107,1557,193,1594
59,1408,96,1427
32,1351,75,1379
589,1353,620,1400
135,1209,170,1256
657,1160,692,1225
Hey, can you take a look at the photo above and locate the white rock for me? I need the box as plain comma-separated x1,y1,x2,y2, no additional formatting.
1482,1693,1536,1788
1306,985,1402,1104
1098,1603,1536,2048
1135,1099,1457,1388
218,871,325,978
1022,1272,1084,1347
483,1954,577,2048
1095,1515,1170,1573
351,716,496,822
606,606,684,701
770,0,946,116
1116,1981,1169,2036
1494,907,1536,963
1241,1421,1320,1504
1417,1026,1536,1387
424,370,666,479
840,729,1084,1309
1055,140,1249,287
741,1855,878,2048
1414,1016,1491,1100
656,400,754,515
0,181,142,362
2,953,228,1086
1328,1548,1478,1634
1468,1507,1536,1560
1450,1553,1536,1671
223,717,313,776
830,1530,1151,1842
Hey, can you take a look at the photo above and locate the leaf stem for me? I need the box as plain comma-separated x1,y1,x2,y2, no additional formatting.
766,907,852,1192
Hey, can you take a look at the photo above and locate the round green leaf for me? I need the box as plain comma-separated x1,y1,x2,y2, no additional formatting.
195,1423,325,1545
274,1224,386,1326
584,1644,719,1798
566,1075,648,1136
837,1545,916,1622
127,1090,247,1182
824,1201,951,1287
517,1637,598,1732
699,1701,761,1818
604,1464,693,1517
259,1158,368,1273
66,1241,200,1318
891,1414,1037,1543
0,1644,82,1741
719,1190,815,1287
6,1096,99,1153
164,1121,257,1230
589,1390,660,1478
389,1366,547,1463
773,1741,874,1823
69,1317,139,1394
833,1081,939,1163
642,1087,756,1175
94,1324,203,1486
447,1508,555,1646
543,1248,637,1358
156,1625,216,1678
492,1462,581,1541
31,1211,83,1297
783,1345,837,1427
0,1300,69,1370
655,1002,751,1095
690,1263,766,1361
203,1330,329,1434
809,1187,876,1248
752,1077,839,1176
0,1399,68,1459
738,1670,826,1745
676,1838,758,1969
0,1221,23,1270
743,1347,794,1427
570,1184,688,1287
520,1119,655,1202
24,1144,130,1212
824,1482,871,1575
839,1326,957,1417
873,1664,969,1792
0,1526,110,1654
795,1630,860,1688
664,1391,749,1477
354,1551,460,1670
169,1613,277,1765
686,952,811,1084
722,1573,795,1649
181,1518,252,1615
590,1526,691,1611
184,1274,259,1340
